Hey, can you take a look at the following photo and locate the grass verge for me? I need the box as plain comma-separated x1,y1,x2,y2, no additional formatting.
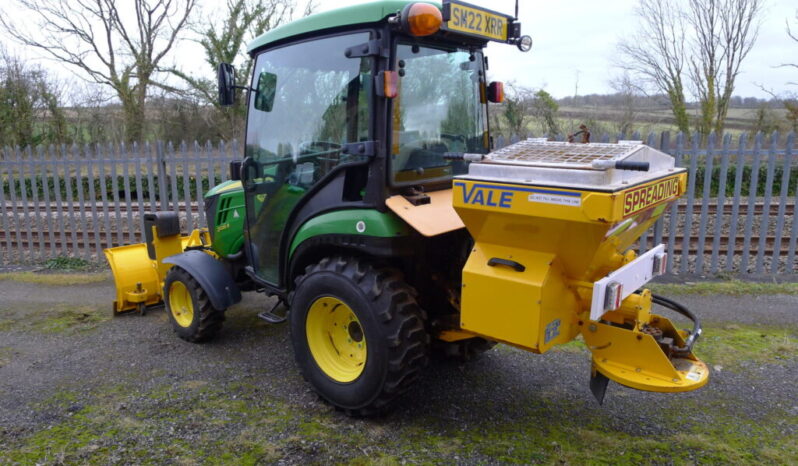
649,280,798,296
695,324,798,369
0,271,110,286
0,303,109,335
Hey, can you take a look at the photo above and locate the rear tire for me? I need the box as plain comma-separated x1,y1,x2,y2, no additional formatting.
290,256,429,416
163,266,224,343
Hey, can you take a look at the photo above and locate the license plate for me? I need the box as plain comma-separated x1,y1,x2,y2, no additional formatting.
442,1,509,42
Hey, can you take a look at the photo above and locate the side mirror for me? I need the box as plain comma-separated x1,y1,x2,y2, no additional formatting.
217,63,236,107
229,160,242,181
487,82,504,103
254,71,278,112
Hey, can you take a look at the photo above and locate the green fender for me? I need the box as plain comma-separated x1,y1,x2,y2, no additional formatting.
289,209,411,257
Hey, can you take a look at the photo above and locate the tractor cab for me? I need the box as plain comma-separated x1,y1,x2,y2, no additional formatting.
217,1,529,292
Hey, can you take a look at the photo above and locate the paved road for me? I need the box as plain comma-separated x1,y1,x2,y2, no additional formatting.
0,277,796,464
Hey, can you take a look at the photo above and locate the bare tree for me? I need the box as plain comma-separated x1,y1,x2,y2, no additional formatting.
0,47,69,147
501,83,534,137
0,0,196,142
609,73,643,136
781,10,798,81
617,0,690,133
687,0,763,135
170,0,316,140
619,0,762,136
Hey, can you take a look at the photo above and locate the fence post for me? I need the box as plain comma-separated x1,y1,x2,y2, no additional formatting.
710,133,732,273
0,147,9,263
786,134,798,272
725,134,746,271
695,132,716,274
666,132,684,274
680,133,700,274
774,133,795,273
740,132,763,273
754,132,779,273
157,140,169,212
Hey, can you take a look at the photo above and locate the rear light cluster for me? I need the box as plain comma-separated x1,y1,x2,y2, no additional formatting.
603,281,623,312
652,251,668,276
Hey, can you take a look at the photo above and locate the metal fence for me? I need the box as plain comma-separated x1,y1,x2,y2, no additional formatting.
1,132,796,276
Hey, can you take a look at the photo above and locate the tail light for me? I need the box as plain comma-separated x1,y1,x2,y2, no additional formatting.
488,82,504,103
604,281,623,311
652,251,668,276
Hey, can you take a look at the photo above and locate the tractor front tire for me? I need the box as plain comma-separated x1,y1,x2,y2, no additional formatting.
164,266,224,343
290,256,429,416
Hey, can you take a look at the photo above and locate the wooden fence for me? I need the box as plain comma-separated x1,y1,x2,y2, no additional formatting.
1,132,796,276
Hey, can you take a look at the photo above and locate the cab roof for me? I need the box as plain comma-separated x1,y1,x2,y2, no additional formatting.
247,1,441,53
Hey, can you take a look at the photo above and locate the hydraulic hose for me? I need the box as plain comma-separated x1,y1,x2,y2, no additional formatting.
651,293,702,355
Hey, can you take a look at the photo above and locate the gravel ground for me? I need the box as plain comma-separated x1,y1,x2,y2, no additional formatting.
0,276,797,464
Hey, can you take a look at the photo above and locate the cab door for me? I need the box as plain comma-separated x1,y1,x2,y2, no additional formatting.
241,32,373,286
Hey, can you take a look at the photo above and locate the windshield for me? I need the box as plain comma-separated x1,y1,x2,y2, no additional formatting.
391,43,488,185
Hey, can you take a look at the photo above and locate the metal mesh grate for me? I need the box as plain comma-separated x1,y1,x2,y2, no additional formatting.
487,140,641,167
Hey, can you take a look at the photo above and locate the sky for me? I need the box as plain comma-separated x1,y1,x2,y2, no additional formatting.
2,0,796,99
315,0,798,98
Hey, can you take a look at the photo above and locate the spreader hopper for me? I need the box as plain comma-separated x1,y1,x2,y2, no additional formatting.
452,139,707,401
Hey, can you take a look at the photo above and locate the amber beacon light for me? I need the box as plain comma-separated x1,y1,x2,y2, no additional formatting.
401,3,443,37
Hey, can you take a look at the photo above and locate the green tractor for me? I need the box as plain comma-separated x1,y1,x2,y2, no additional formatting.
106,0,708,416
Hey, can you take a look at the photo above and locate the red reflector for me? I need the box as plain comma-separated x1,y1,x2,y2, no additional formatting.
653,252,668,276
604,281,623,311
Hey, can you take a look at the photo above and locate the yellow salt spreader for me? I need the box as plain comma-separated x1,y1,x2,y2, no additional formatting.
449,139,708,402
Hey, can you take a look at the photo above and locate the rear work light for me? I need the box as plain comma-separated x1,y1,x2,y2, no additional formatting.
604,281,623,312
401,3,443,37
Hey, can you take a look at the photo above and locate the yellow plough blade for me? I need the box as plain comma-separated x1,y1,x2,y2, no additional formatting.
104,228,210,314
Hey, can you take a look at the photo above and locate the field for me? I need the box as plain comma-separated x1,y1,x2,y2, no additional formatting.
508,105,793,139
1,271,797,464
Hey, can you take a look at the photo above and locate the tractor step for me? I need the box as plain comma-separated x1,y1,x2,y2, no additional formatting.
257,301,287,324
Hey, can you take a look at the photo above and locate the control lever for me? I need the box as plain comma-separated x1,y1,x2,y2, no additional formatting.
591,160,650,171
443,152,485,162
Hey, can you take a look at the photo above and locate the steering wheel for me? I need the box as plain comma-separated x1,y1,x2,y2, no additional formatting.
298,141,342,154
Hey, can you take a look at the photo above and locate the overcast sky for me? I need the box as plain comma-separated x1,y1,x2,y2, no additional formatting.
3,0,796,99
316,0,798,98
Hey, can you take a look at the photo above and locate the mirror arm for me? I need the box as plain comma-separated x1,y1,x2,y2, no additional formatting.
232,85,256,92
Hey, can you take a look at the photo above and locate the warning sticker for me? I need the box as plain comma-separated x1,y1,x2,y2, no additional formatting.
528,193,581,207
686,371,702,382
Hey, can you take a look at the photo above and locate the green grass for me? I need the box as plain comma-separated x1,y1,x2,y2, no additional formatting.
43,256,90,271
0,271,110,286
30,306,109,334
0,303,109,335
695,324,798,370
649,280,798,296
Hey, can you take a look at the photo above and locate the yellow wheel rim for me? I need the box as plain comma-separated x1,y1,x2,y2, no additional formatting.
306,296,367,383
169,281,194,328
